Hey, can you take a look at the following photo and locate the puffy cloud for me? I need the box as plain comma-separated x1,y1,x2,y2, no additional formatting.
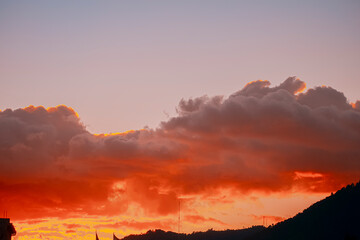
161,78,360,193
177,95,224,116
0,105,85,179
230,77,306,98
1,78,359,222
297,86,351,110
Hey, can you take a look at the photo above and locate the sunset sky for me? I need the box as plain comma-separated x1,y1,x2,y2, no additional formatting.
1,1,360,240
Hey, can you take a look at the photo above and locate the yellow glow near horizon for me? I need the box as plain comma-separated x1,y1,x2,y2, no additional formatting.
93,129,146,137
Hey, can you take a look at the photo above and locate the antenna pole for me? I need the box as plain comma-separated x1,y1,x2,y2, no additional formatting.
178,199,181,233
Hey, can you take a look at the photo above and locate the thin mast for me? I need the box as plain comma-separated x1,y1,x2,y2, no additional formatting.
178,199,181,233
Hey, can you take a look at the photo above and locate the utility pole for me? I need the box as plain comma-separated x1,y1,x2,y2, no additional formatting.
178,199,181,233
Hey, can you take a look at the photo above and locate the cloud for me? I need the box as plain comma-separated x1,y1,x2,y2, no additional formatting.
94,219,176,231
0,105,85,179
1,77,360,221
13,217,174,239
230,77,306,99
185,215,227,226
297,85,351,110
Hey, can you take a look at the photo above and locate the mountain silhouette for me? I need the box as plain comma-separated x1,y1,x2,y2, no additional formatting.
249,181,360,240
119,181,360,240
121,227,265,240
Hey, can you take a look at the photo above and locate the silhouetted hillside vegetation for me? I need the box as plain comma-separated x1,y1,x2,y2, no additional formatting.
121,181,360,240
250,181,360,240
122,226,265,240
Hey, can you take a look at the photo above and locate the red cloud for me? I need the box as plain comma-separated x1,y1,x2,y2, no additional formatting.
64,224,82,229
95,219,176,231
185,215,227,226
1,77,359,221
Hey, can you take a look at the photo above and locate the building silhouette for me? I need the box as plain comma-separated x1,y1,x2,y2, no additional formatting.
0,218,16,240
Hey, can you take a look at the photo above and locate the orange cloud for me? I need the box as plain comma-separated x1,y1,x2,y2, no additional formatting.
1,77,359,233
185,215,227,226
94,219,176,231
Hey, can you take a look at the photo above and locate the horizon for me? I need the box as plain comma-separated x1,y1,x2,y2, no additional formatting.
3,180,359,239
1,1,360,240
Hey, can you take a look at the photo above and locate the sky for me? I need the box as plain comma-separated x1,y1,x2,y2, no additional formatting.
0,1,360,240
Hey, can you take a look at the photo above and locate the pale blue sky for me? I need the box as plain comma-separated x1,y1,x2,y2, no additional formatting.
1,0,359,133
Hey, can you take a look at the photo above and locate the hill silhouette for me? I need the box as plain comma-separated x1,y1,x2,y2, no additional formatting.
121,226,266,240
249,181,360,240
120,181,360,240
